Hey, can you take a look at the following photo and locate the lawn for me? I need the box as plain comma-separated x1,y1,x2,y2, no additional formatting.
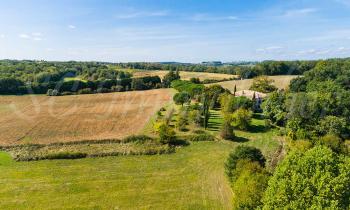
0,142,236,209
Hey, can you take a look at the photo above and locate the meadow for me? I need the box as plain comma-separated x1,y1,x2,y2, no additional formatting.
132,70,236,81
0,89,172,145
0,116,280,209
210,75,299,91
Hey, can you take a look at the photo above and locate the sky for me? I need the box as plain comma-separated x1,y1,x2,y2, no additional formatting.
0,0,350,62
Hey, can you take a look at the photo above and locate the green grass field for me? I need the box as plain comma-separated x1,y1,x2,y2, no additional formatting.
0,113,280,209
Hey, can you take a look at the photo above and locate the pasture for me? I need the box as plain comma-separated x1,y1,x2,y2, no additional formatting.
210,75,299,92
0,89,172,145
133,70,236,81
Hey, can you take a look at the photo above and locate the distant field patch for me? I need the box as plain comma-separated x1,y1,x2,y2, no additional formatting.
133,70,236,81
0,89,172,145
209,75,298,92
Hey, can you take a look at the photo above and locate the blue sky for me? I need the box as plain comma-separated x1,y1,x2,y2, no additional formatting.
0,0,350,62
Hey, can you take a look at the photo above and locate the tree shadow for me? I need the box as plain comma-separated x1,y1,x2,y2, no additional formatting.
171,139,190,146
233,136,249,143
248,124,270,133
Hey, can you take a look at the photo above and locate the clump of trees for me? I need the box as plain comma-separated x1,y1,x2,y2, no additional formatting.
225,146,268,209
249,76,277,93
262,146,350,209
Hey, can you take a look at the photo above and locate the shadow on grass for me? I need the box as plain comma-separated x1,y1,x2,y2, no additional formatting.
248,124,270,133
233,136,249,143
171,139,190,146
207,122,221,131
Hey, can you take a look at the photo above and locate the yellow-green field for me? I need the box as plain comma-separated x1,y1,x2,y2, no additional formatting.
209,75,299,92
133,70,236,81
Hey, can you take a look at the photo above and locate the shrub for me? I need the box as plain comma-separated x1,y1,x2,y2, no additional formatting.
157,123,176,145
78,88,93,94
188,133,215,141
225,145,266,181
176,111,188,131
122,135,154,144
111,85,124,92
45,152,87,160
220,119,235,140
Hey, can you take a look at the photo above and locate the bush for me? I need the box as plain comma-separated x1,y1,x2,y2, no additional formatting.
158,123,176,145
188,133,215,141
45,152,87,160
220,119,235,140
225,145,266,181
96,87,110,93
122,135,154,144
78,88,92,94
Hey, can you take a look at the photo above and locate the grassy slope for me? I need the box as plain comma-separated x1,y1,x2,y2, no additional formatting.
209,75,299,91
0,142,235,210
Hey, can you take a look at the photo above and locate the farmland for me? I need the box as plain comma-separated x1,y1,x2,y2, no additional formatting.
0,89,173,145
132,70,236,81
210,75,299,92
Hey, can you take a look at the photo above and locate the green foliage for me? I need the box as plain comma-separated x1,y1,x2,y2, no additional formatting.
173,91,191,106
316,135,348,154
171,80,204,98
188,133,215,141
162,70,180,87
225,145,266,182
250,76,278,93
231,108,253,130
263,146,350,210
231,160,270,210
176,110,188,131
189,77,201,84
220,115,235,140
262,91,286,126
158,123,177,145
316,116,347,137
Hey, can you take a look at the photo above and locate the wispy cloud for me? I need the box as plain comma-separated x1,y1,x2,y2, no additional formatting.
0,34,5,38
19,34,30,39
191,14,238,22
256,46,283,53
18,32,43,41
334,0,350,7
68,25,76,29
115,10,168,19
283,8,318,17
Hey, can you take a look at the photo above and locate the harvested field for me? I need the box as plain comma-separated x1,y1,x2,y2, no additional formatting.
0,89,173,145
208,75,299,92
133,70,236,81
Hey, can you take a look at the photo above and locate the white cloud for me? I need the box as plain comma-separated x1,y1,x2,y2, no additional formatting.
191,14,238,22
32,32,42,36
18,33,43,41
0,34,5,38
115,11,168,19
68,25,76,29
283,8,317,17
256,46,283,53
19,34,30,39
